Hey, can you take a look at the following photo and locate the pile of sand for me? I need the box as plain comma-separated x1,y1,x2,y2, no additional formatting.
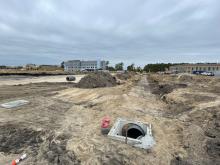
77,72,117,88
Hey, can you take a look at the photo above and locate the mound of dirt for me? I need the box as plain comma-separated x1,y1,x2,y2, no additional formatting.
115,72,135,80
177,74,194,82
77,72,117,88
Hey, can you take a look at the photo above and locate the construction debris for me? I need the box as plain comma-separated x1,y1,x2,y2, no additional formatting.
77,72,117,88
1,100,29,109
101,116,111,135
11,154,27,165
66,76,76,81
108,118,155,149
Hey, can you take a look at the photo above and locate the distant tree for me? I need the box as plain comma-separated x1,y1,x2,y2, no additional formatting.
61,61,64,68
115,62,124,71
17,66,23,69
136,66,143,73
0,65,7,69
143,63,173,72
106,66,115,71
127,63,135,71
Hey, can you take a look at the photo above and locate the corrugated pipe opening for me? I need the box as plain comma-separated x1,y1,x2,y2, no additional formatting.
122,123,145,139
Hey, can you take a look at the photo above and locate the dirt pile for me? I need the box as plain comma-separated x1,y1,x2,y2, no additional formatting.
115,72,135,80
177,74,194,82
77,72,117,88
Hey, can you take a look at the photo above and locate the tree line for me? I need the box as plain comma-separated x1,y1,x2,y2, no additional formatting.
107,62,178,72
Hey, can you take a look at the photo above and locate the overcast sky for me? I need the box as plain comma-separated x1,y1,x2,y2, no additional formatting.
0,0,219,66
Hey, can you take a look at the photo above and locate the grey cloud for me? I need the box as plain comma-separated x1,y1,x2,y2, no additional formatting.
0,0,219,66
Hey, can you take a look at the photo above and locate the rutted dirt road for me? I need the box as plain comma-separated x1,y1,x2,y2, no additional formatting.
0,74,219,164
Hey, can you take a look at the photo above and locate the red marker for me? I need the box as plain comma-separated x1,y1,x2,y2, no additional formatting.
101,116,110,128
11,154,27,165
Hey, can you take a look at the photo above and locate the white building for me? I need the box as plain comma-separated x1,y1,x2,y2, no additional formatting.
24,64,39,70
64,60,108,72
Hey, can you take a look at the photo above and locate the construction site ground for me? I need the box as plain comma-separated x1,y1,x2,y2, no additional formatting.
0,75,84,86
0,74,219,165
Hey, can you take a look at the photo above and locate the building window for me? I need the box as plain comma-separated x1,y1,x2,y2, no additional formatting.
192,67,194,70
213,67,215,71
208,67,211,71
217,67,219,70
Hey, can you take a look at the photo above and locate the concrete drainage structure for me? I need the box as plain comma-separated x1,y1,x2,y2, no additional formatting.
108,118,155,149
1,100,29,109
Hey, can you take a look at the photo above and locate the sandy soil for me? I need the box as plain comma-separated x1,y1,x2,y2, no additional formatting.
0,75,84,86
0,74,219,165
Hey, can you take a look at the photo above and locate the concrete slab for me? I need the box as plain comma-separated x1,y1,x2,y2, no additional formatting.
108,118,155,149
1,100,29,109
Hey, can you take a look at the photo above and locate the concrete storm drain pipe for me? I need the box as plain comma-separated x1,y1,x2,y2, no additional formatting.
122,123,145,139
108,118,155,149
66,76,76,81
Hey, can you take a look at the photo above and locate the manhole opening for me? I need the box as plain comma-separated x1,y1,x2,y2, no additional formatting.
127,128,144,139
121,123,145,139
108,118,155,149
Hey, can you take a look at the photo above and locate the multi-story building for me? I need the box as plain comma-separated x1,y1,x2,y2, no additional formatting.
25,64,39,70
64,60,108,72
169,63,220,76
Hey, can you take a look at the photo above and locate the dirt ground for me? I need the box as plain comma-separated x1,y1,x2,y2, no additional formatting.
0,75,84,86
0,73,219,165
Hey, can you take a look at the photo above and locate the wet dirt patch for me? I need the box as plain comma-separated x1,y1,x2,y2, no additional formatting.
0,124,43,154
0,124,80,164
206,139,220,158
40,133,81,165
147,75,187,96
